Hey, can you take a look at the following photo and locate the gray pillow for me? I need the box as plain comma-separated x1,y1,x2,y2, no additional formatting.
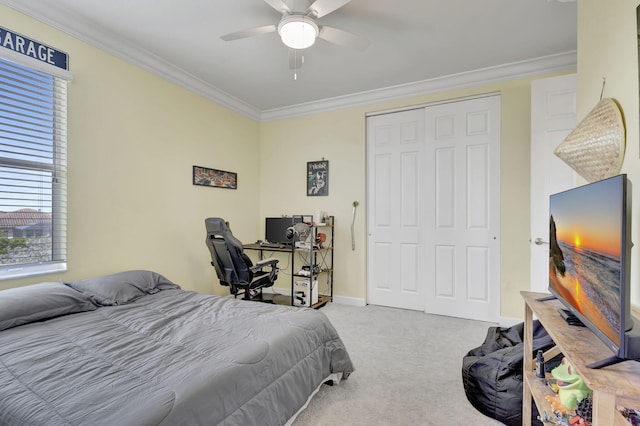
66,270,180,306
0,282,97,332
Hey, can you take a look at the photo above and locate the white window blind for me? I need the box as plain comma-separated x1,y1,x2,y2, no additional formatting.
0,57,67,278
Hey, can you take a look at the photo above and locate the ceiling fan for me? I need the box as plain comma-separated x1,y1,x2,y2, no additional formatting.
221,0,369,71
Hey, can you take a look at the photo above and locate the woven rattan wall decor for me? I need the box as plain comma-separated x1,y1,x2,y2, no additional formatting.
554,98,626,183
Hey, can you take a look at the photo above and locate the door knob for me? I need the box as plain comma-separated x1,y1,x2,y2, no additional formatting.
533,237,549,245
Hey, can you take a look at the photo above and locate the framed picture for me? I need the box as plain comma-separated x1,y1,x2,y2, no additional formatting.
193,165,237,189
307,160,328,196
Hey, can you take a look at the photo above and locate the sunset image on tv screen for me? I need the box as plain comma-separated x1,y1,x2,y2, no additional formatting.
548,177,622,345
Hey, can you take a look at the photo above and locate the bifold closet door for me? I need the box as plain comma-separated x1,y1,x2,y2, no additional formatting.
423,95,501,322
367,96,500,322
367,108,426,311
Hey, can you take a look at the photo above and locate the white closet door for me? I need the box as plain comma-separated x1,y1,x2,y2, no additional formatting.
423,95,501,322
367,108,426,310
366,96,500,322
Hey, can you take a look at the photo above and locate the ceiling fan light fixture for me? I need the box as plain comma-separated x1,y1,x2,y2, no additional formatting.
278,15,318,49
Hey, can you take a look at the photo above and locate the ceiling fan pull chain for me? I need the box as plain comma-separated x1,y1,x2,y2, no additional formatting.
293,53,305,80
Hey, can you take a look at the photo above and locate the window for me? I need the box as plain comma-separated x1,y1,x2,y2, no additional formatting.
0,57,67,278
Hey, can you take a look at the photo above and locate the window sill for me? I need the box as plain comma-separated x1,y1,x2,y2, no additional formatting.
0,262,67,281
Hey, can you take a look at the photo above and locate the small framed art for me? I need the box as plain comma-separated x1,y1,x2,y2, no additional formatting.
307,160,328,196
193,165,237,189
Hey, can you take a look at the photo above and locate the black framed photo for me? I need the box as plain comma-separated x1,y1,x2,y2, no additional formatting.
193,165,237,189
307,160,328,196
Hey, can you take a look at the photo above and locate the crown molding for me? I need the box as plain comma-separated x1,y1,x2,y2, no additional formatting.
0,0,262,121
260,51,577,121
2,1,576,123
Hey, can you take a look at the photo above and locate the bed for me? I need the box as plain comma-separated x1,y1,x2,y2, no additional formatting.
0,270,354,426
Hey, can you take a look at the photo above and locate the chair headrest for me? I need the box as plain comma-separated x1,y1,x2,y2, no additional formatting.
205,217,244,252
205,217,230,235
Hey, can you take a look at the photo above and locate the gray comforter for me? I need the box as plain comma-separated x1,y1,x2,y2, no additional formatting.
0,288,353,425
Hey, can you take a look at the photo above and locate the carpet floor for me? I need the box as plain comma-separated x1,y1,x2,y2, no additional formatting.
292,303,505,426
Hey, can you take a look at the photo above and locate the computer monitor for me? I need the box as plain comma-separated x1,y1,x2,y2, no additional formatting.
265,216,303,246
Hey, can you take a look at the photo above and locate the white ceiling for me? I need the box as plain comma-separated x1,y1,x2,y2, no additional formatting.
1,0,577,120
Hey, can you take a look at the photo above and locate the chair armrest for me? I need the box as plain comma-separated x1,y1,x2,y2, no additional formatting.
252,258,279,272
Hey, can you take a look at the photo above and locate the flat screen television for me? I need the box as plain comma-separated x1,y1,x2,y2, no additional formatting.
265,216,303,246
548,174,640,368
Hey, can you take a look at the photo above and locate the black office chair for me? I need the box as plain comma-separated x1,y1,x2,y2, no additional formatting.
205,217,279,301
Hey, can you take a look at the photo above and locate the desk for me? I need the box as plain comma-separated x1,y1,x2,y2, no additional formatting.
245,219,334,309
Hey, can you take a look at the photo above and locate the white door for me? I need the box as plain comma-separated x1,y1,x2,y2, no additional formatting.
423,95,501,322
367,108,426,310
530,74,577,293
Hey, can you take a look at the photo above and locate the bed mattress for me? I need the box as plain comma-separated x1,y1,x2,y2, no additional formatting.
0,285,353,425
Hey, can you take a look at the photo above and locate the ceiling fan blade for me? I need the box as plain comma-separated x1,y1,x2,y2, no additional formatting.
220,25,277,41
318,26,369,50
288,49,304,70
307,0,351,18
263,0,291,15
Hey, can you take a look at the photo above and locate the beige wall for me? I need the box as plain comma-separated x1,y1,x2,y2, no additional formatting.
1,5,585,320
0,5,261,294
260,0,640,318
261,76,568,318
578,0,640,306
259,109,368,303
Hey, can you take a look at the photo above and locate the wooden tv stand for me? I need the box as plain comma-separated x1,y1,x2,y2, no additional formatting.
522,291,640,425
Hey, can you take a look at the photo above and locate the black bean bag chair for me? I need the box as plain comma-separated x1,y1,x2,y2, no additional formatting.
462,320,557,426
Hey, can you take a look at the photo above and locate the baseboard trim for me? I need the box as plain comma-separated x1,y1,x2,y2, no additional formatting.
271,286,291,296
